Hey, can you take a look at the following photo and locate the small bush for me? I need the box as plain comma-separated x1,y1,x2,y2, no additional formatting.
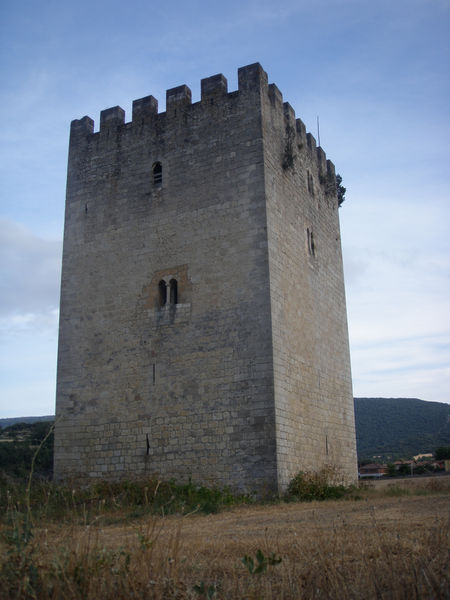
285,465,350,501
241,549,282,575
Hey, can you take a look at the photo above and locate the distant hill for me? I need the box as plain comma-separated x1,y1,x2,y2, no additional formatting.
0,416,55,429
1,399,449,463
354,398,450,461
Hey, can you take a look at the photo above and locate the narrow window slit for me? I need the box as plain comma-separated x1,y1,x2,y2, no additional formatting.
307,228,316,257
158,280,167,306
169,278,178,305
152,162,162,185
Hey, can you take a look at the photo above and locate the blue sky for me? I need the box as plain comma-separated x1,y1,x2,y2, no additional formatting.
0,0,449,417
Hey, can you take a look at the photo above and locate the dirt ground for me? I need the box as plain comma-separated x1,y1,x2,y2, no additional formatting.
64,486,450,553
3,480,449,599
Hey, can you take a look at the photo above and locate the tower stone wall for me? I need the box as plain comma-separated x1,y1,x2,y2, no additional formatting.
54,63,357,492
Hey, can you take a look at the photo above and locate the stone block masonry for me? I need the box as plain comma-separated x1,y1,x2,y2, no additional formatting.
54,63,357,493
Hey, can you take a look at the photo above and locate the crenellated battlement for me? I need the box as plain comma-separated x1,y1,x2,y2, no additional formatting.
201,73,228,99
69,63,336,184
166,84,192,110
132,95,158,122
100,106,125,130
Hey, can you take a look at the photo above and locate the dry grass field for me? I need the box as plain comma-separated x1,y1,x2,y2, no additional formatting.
1,476,449,599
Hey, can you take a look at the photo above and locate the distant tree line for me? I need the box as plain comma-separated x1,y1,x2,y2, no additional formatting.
434,446,450,460
0,421,53,479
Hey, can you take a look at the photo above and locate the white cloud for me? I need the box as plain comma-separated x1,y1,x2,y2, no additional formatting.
351,335,450,403
0,219,62,317
341,188,450,404
0,221,60,416
0,380,56,418
0,308,58,417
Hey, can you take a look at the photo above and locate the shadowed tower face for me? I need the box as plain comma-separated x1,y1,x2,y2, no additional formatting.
54,63,357,493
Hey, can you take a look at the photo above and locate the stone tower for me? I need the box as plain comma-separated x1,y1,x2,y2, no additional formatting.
54,63,357,493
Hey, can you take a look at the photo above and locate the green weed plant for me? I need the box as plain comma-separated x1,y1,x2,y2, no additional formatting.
285,465,352,501
241,549,282,575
